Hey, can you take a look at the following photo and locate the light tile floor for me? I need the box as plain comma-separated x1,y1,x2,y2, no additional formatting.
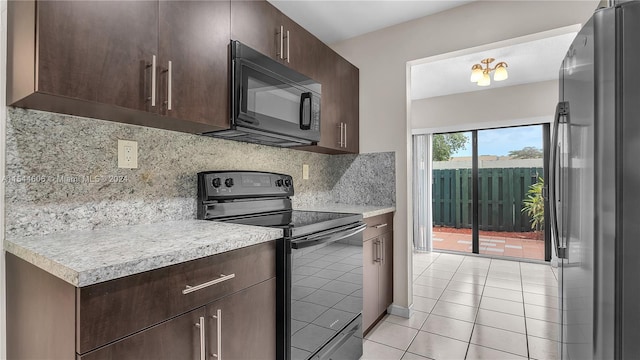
363,252,560,360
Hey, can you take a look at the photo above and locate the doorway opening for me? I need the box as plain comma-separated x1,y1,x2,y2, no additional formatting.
429,124,550,261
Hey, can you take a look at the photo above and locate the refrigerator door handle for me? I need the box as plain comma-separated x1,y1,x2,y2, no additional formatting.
551,101,569,259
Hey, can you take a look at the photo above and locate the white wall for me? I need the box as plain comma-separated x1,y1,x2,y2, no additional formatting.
412,80,558,130
331,0,598,313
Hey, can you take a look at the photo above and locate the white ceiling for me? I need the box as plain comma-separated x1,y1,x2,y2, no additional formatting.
266,1,577,101
410,32,578,100
268,0,475,44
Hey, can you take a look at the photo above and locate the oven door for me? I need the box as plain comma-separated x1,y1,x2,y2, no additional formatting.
289,222,366,360
234,59,320,142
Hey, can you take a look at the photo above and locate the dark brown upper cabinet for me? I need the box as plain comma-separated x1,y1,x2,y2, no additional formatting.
231,0,320,79
8,0,359,154
297,43,360,154
7,0,229,134
339,56,360,154
230,0,281,61
34,1,158,113
279,15,322,79
158,1,230,130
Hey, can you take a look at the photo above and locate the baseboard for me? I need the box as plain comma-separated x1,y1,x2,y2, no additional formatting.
387,303,412,319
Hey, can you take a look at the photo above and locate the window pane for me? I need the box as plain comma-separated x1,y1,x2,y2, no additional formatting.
431,132,473,254
476,125,545,260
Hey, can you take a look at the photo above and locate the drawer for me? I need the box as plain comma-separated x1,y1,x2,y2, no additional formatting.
364,212,394,240
76,240,276,354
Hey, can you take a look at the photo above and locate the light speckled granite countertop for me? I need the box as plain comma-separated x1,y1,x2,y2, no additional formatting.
295,204,395,218
4,220,282,287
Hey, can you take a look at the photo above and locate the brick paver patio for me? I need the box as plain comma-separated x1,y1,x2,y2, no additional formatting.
432,231,545,261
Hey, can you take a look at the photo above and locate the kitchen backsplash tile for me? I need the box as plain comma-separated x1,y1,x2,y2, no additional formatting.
5,108,395,237
333,152,396,206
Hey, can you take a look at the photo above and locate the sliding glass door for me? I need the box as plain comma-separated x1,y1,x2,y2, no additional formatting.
426,124,550,261
431,132,473,253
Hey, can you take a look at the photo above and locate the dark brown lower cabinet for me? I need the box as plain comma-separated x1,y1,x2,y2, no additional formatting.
6,241,277,360
80,278,276,360
362,213,394,333
79,308,204,360
206,278,276,360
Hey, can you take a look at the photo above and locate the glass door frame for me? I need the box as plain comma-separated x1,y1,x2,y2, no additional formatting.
432,124,551,261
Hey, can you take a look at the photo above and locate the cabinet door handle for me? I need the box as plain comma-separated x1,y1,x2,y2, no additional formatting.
337,123,343,147
277,25,284,60
148,55,157,107
374,240,381,263
167,60,172,110
195,316,205,360
211,309,222,359
285,30,290,63
374,223,388,229
344,123,347,148
182,273,235,295
381,238,385,264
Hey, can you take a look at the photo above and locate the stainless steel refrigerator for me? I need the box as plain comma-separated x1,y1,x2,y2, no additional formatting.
553,1,640,359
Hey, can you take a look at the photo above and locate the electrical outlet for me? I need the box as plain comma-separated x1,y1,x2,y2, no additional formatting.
302,164,309,180
118,140,138,169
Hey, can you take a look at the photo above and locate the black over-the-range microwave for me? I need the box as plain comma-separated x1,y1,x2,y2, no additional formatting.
203,40,321,147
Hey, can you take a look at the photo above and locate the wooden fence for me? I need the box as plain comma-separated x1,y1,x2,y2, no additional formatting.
432,167,543,232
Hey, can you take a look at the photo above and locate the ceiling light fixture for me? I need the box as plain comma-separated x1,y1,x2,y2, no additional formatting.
470,58,508,87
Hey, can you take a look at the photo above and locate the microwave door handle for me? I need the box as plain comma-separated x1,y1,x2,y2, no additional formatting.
299,92,312,130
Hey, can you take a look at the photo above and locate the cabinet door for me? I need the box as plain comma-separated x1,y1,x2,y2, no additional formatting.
363,238,379,332
37,1,158,112
207,278,276,360
341,60,360,154
79,308,205,360
280,16,321,79
297,47,359,155
314,46,342,152
159,1,229,130
378,233,394,314
231,0,281,60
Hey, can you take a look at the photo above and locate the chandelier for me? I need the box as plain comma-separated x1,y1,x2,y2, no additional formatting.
470,58,508,86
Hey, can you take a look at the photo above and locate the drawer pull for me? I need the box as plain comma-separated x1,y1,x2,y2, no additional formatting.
148,55,157,107
373,223,388,229
212,309,222,359
285,30,290,63
277,25,284,60
182,273,236,295
195,316,205,360
167,60,172,110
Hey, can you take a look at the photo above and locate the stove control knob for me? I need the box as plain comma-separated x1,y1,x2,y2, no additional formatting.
276,179,284,187
225,178,234,187
284,179,292,187
212,177,222,188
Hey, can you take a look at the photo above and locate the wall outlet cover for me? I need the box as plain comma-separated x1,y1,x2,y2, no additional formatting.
302,164,309,180
118,140,138,169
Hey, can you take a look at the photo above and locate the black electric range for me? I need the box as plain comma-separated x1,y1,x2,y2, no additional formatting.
197,171,365,360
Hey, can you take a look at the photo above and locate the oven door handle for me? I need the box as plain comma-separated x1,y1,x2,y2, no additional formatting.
291,223,367,249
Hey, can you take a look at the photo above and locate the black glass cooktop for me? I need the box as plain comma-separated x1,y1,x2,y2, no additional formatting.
218,210,362,238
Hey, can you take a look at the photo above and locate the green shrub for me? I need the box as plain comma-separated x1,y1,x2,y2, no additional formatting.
522,176,544,231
